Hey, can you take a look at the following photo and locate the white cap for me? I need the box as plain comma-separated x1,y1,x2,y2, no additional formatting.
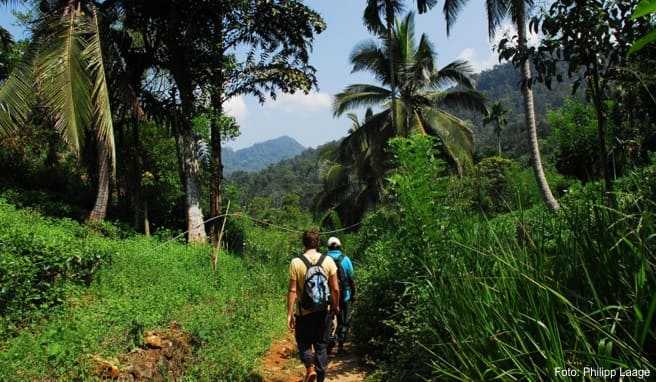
327,237,341,247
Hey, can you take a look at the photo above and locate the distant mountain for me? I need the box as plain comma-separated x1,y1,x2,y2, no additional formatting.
223,136,306,174
227,141,338,210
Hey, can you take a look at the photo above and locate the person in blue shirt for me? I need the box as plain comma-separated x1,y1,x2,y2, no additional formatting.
326,236,356,354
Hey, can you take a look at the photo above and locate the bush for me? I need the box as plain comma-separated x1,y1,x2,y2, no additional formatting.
352,135,656,380
0,200,113,331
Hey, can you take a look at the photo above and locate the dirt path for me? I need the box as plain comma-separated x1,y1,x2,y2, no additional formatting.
256,332,367,382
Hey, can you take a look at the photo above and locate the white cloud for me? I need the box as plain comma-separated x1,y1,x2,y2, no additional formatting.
456,21,543,74
264,91,332,113
224,95,247,124
456,47,498,73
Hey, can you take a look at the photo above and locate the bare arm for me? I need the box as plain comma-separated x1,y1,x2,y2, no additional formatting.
329,274,340,313
287,279,297,330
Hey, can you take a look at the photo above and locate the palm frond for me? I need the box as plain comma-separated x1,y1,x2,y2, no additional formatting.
363,0,386,35
37,9,91,155
488,0,512,38
443,0,468,36
420,108,474,174
395,12,416,66
350,39,390,84
0,43,35,136
430,89,487,113
430,60,475,89
411,33,436,84
417,0,438,14
83,8,116,172
333,84,391,116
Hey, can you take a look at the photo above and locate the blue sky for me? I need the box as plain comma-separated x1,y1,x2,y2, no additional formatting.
0,1,500,149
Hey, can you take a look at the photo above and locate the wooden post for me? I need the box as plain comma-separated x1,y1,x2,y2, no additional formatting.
212,200,230,272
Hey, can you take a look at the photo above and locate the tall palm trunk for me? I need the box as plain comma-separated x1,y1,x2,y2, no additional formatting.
385,1,398,131
516,2,560,211
88,141,110,222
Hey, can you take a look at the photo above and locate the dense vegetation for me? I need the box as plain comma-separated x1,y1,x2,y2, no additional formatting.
0,197,292,380
1,0,655,380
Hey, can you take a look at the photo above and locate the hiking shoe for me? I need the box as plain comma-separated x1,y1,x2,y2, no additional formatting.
304,366,317,382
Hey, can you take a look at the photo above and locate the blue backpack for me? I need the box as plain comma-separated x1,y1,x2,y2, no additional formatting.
297,254,331,312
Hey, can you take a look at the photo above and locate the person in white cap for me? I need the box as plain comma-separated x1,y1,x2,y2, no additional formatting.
326,236,356,354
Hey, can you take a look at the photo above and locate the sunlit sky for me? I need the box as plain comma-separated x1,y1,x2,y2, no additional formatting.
0,1,503,149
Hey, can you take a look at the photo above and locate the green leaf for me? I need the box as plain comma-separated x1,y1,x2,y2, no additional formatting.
631,0,656,19
629,29,656,55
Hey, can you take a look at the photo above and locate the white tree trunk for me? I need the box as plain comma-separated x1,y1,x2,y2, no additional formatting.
181,128,207,243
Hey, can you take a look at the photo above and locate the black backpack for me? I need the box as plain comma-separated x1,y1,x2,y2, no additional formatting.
297,254,331,312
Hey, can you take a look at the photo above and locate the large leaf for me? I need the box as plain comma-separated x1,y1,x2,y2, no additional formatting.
333,84,391,116
629,29,656,54
631,0,656,19
82,8,116,171
0,45,35,136
420,108,474,174
37,10,91,155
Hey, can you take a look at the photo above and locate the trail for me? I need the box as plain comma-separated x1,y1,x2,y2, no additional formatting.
256,333,367,382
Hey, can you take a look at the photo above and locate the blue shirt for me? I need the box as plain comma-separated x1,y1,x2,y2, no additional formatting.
327,250,354,302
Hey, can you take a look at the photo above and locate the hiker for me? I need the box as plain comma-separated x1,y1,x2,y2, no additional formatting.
287,228,340,382
326,237,356,354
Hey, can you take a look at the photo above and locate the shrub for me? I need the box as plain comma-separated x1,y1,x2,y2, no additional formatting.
0,200,113,331
352,135,656,381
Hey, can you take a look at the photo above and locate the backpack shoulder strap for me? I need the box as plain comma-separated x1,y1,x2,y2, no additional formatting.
296,255,312,270
316,253,327,268
336,254,345,265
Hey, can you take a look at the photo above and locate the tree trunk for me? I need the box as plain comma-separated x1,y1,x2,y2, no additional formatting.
385,1,398,133
210,18,225,248
88,141,111,222
497,126,502,155
173,68,208,244
180,122,207,243
590,73,613,203
516,3,560,211
209,101,224,248
129,121,143,230
143,199,150,237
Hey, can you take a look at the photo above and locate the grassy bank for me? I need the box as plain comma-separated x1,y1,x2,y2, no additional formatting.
0,201,289,380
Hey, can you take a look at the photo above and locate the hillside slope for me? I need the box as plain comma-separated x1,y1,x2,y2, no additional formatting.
0,200,288,381
223,136,306,174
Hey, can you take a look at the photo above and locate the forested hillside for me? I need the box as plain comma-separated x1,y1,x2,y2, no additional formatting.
223,136,306,174
227,142,336,211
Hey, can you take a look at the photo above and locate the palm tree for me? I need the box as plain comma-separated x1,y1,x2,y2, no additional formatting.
483,101,508,154
0,0,116,221
334,13,485,174
443,0,560,210
321,13,485,223
363,0,437,136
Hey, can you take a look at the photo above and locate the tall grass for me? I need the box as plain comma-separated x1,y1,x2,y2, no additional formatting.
352,135,656,381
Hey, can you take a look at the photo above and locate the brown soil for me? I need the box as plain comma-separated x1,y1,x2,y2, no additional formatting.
256,332,366,382
91,321,192,381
